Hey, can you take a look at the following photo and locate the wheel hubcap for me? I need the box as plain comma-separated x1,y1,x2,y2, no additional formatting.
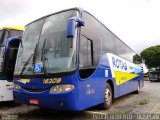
105,88,112,104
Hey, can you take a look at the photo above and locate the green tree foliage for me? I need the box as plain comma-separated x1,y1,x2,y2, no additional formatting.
140,45,160,70
133,54,142,64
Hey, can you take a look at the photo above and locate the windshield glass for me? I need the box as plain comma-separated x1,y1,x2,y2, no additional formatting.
149,71,158,78
14,19,45,75
14,10,78,75
9,30,23,38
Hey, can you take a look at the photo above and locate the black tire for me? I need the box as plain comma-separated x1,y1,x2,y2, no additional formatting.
134,81,140,94
104,83,113,110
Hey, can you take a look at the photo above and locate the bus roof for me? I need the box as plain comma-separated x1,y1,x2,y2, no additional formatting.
0,26,24,31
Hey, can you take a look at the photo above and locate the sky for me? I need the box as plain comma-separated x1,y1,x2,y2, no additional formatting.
0,0,160,55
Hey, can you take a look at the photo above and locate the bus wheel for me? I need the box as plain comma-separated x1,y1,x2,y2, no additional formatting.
104,83,112,110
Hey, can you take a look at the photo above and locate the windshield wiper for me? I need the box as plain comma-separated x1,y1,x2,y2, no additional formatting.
20,54,34,75
20,43,38,75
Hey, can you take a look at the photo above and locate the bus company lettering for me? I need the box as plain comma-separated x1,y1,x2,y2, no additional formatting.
112,57,127,70
43,78,61,84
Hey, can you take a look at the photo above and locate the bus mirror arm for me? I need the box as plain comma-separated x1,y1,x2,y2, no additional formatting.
66,17,85,38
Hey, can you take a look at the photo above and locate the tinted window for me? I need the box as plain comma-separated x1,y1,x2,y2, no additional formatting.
0,30,9,44
81,12,101,66
79,36,92,68
101,25,116,54
101,24,135,62
79,35,95,79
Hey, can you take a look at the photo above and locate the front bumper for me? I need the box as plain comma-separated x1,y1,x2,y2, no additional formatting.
13,88,80,111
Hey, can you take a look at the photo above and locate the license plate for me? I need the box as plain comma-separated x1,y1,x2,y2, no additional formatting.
29,99,39,105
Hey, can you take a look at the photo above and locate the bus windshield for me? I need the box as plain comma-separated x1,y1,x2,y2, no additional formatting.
9,30,23,38
149,71,158,78
14,10,78,76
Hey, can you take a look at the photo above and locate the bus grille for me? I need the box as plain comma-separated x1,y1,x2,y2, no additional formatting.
23,87,48,92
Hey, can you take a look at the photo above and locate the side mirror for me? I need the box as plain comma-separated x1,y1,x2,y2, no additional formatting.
66,17,85,38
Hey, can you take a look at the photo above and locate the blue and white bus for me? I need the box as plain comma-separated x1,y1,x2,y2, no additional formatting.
13,8,144,110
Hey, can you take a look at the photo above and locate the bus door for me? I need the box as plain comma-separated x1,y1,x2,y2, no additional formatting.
1,37,21,101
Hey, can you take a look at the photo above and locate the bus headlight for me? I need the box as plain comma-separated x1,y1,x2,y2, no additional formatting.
50,85,74,93
14,83,21,90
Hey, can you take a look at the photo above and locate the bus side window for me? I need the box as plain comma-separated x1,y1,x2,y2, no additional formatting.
79,12,101,79
81,12,101,66
79,36,92,68
101,23,135,62
0,30,5,44
0,30,8,45
79,35,95,79
4,30,9,40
